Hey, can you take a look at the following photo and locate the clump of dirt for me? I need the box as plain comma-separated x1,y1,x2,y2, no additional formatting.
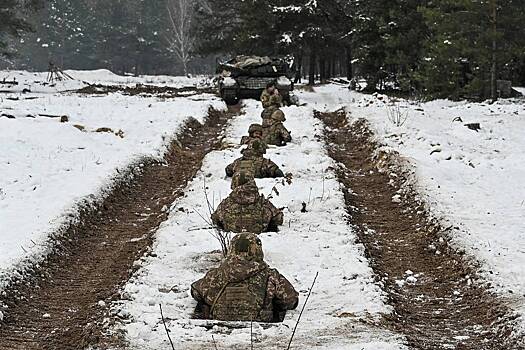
0,106,239,350
317,110,524,350
76,83,216,98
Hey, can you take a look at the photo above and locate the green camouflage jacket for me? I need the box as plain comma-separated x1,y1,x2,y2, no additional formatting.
211,180,283,234
225,158,284,180
260,89,283,109
262,121,292,146
191,256,298,322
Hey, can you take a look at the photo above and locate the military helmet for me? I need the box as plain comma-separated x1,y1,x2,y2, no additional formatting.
231,168,255,189
271,109,286,122
229,233,264,261
261,106,278,120
248,124,263,136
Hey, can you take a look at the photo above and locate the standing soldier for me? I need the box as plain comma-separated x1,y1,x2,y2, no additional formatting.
191,233,299,322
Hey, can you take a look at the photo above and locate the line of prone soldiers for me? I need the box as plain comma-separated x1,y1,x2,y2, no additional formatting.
191,82,299,323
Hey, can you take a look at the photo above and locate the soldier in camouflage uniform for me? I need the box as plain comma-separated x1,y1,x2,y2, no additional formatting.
211,176,283,234
260,81,283,109
262,109,292,146
240,124,268,159
191,233,299,322
241,124,266,147
261,81,283,122
225,146,284,181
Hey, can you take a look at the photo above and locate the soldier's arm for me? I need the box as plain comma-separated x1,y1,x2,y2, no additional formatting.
225,162,235,177
191,278,206,303
210,207,223,229
263,159,284,178
269,269,299,310
280,125,292,143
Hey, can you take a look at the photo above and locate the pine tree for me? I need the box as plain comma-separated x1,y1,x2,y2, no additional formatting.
0,0,43,58
418,0,525,99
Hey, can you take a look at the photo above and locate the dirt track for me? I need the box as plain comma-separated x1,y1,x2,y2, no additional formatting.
75,83,216,98
318,110,524,350
0,106,238,350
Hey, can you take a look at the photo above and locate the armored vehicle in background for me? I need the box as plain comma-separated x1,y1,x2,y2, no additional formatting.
217,56,295,105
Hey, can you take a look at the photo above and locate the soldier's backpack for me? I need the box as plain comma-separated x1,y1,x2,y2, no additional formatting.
210,269,272,322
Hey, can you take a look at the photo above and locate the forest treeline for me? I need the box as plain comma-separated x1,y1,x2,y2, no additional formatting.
1,0,525,99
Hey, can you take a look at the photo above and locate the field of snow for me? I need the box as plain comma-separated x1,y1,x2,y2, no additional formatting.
0,70,224,288
299,85,525,332
115,100,407,349
0,69,212,94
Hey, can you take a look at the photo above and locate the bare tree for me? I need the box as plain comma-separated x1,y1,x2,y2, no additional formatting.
166,0,196,76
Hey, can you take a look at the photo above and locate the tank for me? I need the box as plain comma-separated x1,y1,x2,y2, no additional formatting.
217,55,295,105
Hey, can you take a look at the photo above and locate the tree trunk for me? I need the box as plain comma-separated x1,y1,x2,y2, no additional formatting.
308,46,316,85
346,45,353,81
295,54,303,84
490,0,498,101
319,56,326,83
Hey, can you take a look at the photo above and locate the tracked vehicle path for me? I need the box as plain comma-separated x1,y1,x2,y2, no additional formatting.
318,110,523,350
0,106,238,350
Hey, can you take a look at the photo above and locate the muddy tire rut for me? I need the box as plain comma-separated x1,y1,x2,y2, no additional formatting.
317,110,523,350
0,106,239,350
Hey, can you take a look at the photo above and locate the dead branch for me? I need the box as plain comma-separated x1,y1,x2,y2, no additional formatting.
159,304,176,350
286,272,319,350
212,335,219,350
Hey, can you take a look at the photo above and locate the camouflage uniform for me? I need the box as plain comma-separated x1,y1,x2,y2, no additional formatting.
261,105,279,121
262,109,292,146
260,89,283,109
225,147,284,180
191,233,299,322
211,179,283,234
240,124,268,155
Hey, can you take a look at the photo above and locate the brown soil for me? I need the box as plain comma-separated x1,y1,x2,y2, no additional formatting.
317,110,524,350
0,106,239,350
75,83,217,98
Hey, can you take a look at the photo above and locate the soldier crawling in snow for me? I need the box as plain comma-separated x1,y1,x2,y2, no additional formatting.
191,232,299,322
240,124,268,160
262,109,292,146
211,174,283,234
225,145,284,181
241,124,267,148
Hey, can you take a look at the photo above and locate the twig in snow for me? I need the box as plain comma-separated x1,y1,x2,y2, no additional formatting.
212,334,219,350
250,318,254,350
159,304,175,350
194,208,212,226
202,178,230,256
320,172,326,202
286,272,319,350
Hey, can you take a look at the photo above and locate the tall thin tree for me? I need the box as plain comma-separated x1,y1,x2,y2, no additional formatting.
166,0,195,76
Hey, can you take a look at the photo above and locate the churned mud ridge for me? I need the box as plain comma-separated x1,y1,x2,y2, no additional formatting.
317,109,524,350
75,83,216,98
0,106,238,350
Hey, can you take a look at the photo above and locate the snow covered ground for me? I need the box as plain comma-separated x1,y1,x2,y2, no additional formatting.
299,85,525,332
0,69,212,94
115,100,407,349
0,70,224,288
